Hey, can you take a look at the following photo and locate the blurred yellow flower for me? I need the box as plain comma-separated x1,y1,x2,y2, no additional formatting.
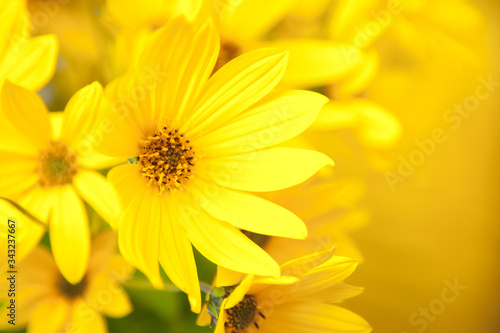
0,81,120,284
0,231,134,333
98,17,332,312
199,250,371,333
0,0,58,90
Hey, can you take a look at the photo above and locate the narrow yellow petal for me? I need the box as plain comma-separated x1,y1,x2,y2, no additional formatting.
135,17,219,127
0,152,37,198
27,299,69,333
225,274,255,308
1,81,51,150
0,34,58,91
107,164,146,208
264,303,371,332
69,300,107,333
50,186,90,284
60,81,103,148
187,48,288,136
178,198,280,277
220,0,294,41
98,73,146,159
267,39,364,87
191,179,307,239
199,148,333,192
313,100,402,148
201,90,328,157
0,199,44,265
215,266,244,287
159,194,201,313
73,170,120,228
118,185,162,288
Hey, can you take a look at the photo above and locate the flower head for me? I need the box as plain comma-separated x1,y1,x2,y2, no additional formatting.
199,250,371,333
0,231,134,333
98,16,332,312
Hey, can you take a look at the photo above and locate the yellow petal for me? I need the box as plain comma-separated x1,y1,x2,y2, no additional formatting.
191,179,307,239
98,73,145,159
337,49,379,97
107,164,146,208
27,298,69,333
313,100,402,148
18,186,58,223
214,299,228,333
178,198,280,277
135,17,219,128
68,300,107,333
196,303,212,326
73,170,120,228
285,257,358,301
0,199,44,266
220,0,295,41
89,274,133,318
264,302,371,332
0,2,23,57
50,186,90,284
0,34,58,91
225,274,255,308
187,48,288,137
215,266,244,287
158,194,201,313
267,39,364,87
199,147,333,192
60,81,103,148
201,90,328,157
0,152,38,198
1,81,51,150
118,185,162,288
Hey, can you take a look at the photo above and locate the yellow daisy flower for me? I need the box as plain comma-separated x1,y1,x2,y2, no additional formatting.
199,250,371,333
0,81,120,284
0,231,134,333
97,17,332,312
0,0,58,91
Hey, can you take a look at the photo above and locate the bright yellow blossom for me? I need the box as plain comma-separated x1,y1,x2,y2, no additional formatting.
97,17,332,312
198,250,371,333
0,231,134,333
0,81,120,284
0,0,58,91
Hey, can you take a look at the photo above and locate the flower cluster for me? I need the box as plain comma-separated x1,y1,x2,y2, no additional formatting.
0,0,486,332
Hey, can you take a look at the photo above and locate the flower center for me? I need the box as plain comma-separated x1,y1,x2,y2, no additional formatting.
57,275,87,299
36,140,78,187
225,295,265,332
212,38,244,75
138,126,195,194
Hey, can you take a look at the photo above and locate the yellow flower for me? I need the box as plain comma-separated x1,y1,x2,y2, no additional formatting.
98,17,331,312
0,81,120,284
0,0,58,90
199,250,371,333
0,199,45,270
0,231,134,333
